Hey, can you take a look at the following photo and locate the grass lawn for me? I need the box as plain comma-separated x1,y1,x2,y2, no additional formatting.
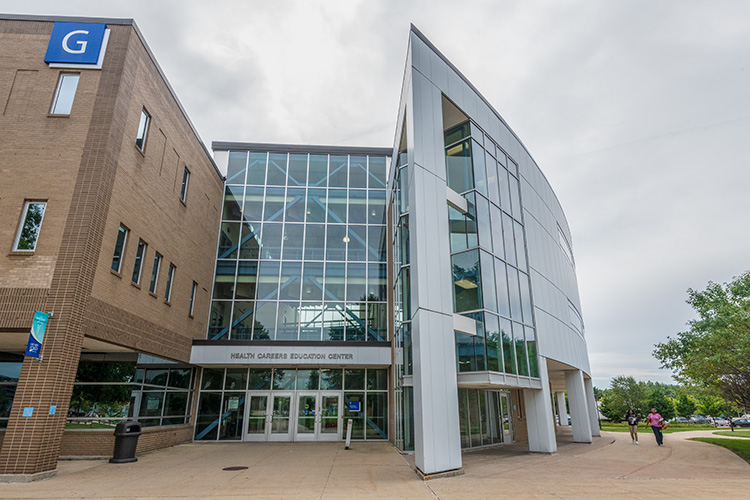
689,437,750,464
713,430,750,438
601,422,716,433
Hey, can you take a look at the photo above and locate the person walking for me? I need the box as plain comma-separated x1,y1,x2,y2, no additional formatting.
647,407,665,446
626,409,639,444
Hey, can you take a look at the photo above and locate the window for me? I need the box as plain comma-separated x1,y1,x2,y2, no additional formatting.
180,167,190,202
111,225,129,273
164,263,176,302
50,73,79,115
135,108,150,151
131,239,147,284
13,201,47,251
189,281,197,317
149,253,162,294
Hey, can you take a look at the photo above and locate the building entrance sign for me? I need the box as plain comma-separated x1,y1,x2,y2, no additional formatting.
191,343,391,367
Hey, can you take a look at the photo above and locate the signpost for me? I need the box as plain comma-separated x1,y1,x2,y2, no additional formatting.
25,311,50,359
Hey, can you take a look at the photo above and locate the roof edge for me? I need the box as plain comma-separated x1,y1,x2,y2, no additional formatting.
212,141,392,156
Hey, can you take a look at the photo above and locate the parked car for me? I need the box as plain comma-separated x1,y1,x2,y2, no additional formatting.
732,418,750,428
672,417,688,424
689,415,712,424
713,417,729,427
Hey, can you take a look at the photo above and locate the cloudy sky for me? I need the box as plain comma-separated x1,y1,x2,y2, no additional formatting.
6,0,750,388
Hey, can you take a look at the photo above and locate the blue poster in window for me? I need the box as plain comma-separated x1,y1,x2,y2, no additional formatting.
44,22,107,66
348,401,361,412
25,311,49,358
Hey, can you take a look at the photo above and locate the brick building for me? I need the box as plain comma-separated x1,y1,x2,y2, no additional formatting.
0,15,224,479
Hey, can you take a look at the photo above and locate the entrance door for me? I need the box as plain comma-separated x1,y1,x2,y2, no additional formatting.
294,392,342,441
500,394,513,442
268,392,293,442
318,392,341,441
244,392,270,441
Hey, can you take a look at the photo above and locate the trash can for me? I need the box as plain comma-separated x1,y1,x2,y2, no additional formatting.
110,421,142,463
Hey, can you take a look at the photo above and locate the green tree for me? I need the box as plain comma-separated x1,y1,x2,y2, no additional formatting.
646,387,675,421
674,394,697,419
654,273,750,411
598,376,649,421
697,395,730,417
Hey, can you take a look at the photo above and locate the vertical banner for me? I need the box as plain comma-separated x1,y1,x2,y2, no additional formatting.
25,311,49,358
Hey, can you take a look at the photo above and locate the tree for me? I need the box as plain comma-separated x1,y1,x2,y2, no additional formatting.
646,387,675,421
654,273,750,412
674,394,697,419
598,376,649,421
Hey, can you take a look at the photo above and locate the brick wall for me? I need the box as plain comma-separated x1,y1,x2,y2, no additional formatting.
57,424,193,457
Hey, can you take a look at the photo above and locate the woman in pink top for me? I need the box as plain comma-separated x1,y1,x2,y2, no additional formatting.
647,407,664,446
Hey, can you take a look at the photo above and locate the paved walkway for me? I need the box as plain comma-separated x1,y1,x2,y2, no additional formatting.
0,429,748,499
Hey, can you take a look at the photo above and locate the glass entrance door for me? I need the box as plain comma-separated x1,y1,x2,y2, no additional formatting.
244,392,269,441
500,394,513,442
294,392,342,441
268,392,293,441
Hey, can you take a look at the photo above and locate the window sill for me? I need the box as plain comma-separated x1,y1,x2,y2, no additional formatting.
179,198,187,207
110,269,122,279
188,314,194,319
48,113,71,118
8,250,35,257
131,282,141,290
135,145,146,157
148,291,158,299
164,301,171,307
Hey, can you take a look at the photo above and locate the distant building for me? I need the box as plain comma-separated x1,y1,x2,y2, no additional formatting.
0,15,597,481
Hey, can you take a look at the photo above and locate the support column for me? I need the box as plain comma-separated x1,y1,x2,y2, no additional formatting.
565,369,592,443
583,377,600,437
523,357,556,453
555,391,568,426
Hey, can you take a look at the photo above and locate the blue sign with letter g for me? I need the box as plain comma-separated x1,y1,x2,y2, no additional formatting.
45,22,107,65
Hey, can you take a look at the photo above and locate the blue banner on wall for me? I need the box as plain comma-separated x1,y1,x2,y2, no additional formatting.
25,311,49,358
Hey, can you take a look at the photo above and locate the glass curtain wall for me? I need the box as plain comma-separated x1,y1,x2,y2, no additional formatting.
194,367,388,441
209,151,389,342
445,120,539,379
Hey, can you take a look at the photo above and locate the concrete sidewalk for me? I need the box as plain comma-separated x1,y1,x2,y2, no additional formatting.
0,429,748,499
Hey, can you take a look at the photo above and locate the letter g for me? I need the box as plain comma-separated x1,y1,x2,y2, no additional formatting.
62,30,89,54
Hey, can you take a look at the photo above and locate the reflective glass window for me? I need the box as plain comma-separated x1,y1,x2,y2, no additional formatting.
368,156,387,188
485,313,501,372
472,140,488,197
367,263,387,302
366,392,388,439
301,262,324,301
346,263,367,302
326,225,346,261
287,154,308,187
348,189,367,224
345,303,367,341
213,260,237,299
349,156,368,188
324,262,345,301
242,186,264,222
296,369,320,390
13,201,47,252
276,302,300,340
131,239,147,284
526,326,539,377
486,151,499,206
368,225,386,262
514,322,529,376
345,369,365,390
305,188,326,223
507,267,522,321
444,122,470,146
135,109,150,151
368,190,386,225
248,369,272,390
328,155,348,188
495,259,510,318
222,186,243,221
449,206,468,252
217,222,239,259
282,223,304,261
365,302,387,341
226,151,247,185
234,261,258,300
255,261,280,300
259,223,283,259
452,250,482,313
201,368,224,390
266,153,287,186
320,369,343,390
326,189,347,224
519,272,534,325
231,301,254,340
509,174,522,219
209,301,231,340
480,251,497,313
299,303,323,340
246,152,267,185
456,332,475,372
514,221,527,271
308,154,328,187
502,213,516,266
322,303,345,340
50,73,79,115
347,225,367,261
111,225,128,273
252,301,276,340
272,369,296,390
225,369,248,391
500,318,516,374
476,194,492,252
279,261,302,301
263,187,285,222
239,222,260,259
445,139,473,194
498,167,512,213
303,224,325,260
284,187,306,223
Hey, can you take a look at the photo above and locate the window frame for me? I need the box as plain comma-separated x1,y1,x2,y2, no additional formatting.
50,72,80,116
131,239,148,285
149,252,163,295
135,108,151,152
111,224,129,274
189,281,198,317
180,167,190,203
164,263,176,303
12,201,48,252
